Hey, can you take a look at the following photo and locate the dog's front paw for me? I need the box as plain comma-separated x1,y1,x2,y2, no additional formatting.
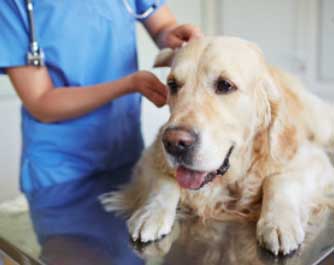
256,211,305,255
127,205,176,243
133,221,181,258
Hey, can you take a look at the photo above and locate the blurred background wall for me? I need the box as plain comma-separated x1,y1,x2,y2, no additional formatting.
0,0,333,201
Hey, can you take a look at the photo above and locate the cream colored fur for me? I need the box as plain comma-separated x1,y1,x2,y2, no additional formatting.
101,37,334,256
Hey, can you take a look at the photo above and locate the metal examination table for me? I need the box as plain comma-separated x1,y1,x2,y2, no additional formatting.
0,211,333,265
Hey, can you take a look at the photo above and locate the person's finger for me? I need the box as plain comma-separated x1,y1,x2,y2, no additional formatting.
147,74,168,98
140,81,166,106
166,25,203,48
188,27,203,40
175,25,203,42
153,89,167,105
166,34,184,49
147,91,167,107
152,82,168,98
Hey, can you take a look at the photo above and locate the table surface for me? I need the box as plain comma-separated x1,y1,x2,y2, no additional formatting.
1,211,334,265
130,213,334,265
0,170,333,265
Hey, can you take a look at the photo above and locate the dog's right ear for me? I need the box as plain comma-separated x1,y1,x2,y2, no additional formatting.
153,48,175,68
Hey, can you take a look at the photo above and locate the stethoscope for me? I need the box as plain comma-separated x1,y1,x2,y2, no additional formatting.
24,0,160,67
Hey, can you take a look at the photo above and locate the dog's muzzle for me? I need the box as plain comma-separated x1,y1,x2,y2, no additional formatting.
175,145,235,190
198,145,235,189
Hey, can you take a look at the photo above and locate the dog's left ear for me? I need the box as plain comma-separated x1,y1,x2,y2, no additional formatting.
261,72,298,162
262,73,281,109
153,48,176,67
255,72,281,129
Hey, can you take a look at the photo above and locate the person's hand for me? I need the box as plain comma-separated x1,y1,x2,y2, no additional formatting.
128,71,167,107
160,24,203,49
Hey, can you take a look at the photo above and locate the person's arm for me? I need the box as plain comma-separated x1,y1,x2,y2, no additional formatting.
6,66,166,123
143,5,203,49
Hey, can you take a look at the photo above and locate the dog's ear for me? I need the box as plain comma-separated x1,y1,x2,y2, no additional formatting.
255,73,281,130
249,41,281,126
153,48,175,67
263,73,281,102
259,72,298,162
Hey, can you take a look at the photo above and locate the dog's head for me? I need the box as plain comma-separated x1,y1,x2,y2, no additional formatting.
157,37,281,190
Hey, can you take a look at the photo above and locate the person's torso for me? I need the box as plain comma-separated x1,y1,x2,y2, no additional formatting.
16,0,144,192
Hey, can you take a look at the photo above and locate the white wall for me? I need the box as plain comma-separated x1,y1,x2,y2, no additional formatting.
0,77,21,202
215,0,334,99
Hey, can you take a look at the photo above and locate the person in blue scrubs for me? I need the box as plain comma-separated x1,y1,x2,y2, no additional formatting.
0,0,202,264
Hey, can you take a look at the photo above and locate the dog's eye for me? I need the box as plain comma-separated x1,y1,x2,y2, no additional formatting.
167,79,179,94
215,79,236,95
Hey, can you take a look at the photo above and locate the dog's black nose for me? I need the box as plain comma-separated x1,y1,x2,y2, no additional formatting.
162,127,197,158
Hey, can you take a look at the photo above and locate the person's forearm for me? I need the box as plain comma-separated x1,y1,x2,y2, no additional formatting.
143,5,178,48
26,78,132,123
7,66,166,123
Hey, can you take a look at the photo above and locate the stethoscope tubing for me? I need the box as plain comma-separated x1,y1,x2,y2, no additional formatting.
24,0,159,66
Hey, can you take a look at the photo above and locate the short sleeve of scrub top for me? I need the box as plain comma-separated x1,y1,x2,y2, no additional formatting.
135,0,165,17
0,0,29,73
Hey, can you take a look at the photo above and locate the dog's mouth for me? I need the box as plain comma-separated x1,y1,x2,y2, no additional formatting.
175,146,234,190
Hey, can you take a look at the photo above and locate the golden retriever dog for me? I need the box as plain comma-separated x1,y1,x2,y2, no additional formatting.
100,37,334,256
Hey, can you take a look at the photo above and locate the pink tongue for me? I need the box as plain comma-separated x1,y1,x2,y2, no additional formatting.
176,166,208,189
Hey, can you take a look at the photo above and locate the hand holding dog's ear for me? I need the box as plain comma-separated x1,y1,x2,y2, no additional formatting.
161,24,203,49
154,25,202,67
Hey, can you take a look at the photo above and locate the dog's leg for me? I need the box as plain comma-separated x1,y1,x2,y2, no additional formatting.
256,143,334,255
127,174,180,243
100,141,181,242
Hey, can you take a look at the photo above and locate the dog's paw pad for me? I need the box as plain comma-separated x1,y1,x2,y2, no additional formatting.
256,214,305,255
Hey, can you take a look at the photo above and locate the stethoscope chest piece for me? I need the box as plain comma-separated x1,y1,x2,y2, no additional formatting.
27,44,45,67
25,0,45,67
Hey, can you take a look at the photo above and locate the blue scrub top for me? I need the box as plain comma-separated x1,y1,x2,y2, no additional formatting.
0,0,165,194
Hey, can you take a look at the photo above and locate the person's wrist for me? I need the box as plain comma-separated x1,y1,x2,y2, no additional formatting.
124,73,137,94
